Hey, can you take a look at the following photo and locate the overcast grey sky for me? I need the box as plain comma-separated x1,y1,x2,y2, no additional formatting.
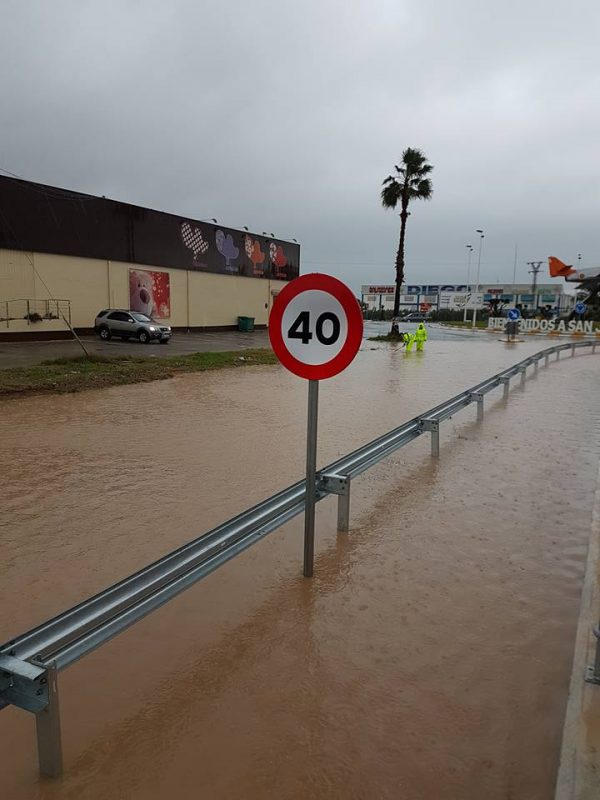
2,0,599,291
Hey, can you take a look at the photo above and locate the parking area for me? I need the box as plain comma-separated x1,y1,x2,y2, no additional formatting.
0,329,271,369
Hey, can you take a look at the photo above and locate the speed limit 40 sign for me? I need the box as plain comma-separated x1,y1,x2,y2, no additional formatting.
269,273,363,380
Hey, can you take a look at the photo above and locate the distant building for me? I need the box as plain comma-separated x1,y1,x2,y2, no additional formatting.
360,282,573,315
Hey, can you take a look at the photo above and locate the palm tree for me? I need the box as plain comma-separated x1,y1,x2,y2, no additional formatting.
381,148,433,319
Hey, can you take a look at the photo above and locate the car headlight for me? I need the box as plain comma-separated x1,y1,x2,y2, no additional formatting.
149,326,156,332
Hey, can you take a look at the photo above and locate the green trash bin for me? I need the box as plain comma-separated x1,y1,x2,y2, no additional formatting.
237,316,255,332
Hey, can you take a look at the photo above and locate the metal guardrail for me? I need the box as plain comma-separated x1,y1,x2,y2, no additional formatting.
1,338,597,777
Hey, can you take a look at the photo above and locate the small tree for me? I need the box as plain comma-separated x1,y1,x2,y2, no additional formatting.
381,148,433,319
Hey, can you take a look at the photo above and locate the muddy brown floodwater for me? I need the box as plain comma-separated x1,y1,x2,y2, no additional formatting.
1,335,600,800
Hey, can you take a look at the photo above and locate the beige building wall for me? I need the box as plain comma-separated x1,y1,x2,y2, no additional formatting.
0,248,287,335
0,249,35,299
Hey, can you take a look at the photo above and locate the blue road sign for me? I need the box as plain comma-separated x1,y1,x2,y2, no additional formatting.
508,308,520,321
575,302,587,315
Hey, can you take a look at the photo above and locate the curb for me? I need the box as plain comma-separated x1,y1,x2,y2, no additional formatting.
554,458,600,799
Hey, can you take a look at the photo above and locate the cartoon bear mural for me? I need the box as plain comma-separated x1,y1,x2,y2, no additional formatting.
129,269,170,319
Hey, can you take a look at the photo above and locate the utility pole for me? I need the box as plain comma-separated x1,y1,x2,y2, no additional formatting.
527,261,543,313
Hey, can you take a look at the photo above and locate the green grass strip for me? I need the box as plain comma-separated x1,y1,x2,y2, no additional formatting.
0,349,278,398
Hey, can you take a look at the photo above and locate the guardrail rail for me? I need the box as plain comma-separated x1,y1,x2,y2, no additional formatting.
1,339,597,777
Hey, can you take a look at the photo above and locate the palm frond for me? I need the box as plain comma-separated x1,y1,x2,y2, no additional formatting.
401,148,433,177
416,163,433,176
381,182,401,208
416,178,433,199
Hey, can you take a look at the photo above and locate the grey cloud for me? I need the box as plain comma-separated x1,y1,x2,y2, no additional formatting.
1,0,599,293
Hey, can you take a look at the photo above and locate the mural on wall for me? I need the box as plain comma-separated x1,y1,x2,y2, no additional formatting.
269,241,288,279
0,176,300,281
244,235,266,276
181,222,209,262
177,219,297,280
129,269,171,319
215,229,239,272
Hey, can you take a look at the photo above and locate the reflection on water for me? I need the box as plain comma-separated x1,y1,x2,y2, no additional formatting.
1,337,599,799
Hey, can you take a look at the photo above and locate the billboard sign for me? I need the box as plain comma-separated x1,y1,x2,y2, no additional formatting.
0,176,300,282
405,284,468,294
440,291,485,310
129,269,171,318
362,285,395,294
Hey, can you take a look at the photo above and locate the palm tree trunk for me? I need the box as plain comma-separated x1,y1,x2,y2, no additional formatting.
392,206,409,318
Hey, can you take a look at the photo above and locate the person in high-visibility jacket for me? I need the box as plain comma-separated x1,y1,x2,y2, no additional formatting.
414,322,428,351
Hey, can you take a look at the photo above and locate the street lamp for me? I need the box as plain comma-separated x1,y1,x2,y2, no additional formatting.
471,230,484,328
463,244,474,323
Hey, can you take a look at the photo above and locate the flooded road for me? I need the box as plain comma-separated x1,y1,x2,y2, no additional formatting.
1,333,599,799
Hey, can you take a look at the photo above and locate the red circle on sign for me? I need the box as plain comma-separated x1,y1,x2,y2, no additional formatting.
269,273,363,380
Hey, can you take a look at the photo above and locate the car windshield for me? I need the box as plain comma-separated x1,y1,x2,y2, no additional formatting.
131,313,154,323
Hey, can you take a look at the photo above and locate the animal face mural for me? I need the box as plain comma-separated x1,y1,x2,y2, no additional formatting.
244,235,265,276
215,229,239,271
129,269,170,319
269,241,288,279
181,222,209,261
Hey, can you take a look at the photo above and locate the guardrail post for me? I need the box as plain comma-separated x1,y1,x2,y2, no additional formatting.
545,353,550,367
593,343,597,355
571,343,576,357
499,376,510,399
35,667,63,778
585,626,600,686
468,392,484,421
534,358,539,374
519,365,527,387
337,481,351,532
556,349,560,360
431,425,439,457
318,473,351,532
421,419,439,458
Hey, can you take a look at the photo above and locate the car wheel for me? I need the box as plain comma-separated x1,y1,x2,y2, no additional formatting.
99,326,111,341
139,330,150,344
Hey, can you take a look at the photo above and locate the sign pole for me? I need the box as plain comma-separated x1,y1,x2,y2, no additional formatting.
268,273,362,577
303,379,319,578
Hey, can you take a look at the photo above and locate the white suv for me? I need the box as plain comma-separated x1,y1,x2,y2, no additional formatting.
94,309,172,344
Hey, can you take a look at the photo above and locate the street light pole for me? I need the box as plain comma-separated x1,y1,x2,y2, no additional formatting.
463,244,473,323
471,230,484,328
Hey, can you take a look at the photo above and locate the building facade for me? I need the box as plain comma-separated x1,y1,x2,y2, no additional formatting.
361,282,573,315
0,177,300,338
